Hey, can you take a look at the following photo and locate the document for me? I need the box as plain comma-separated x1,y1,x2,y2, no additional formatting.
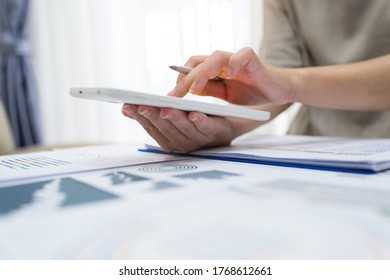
1,155,390,259
0,144,180,184
143,135,390,173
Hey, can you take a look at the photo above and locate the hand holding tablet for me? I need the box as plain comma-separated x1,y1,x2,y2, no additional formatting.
70,88,270,121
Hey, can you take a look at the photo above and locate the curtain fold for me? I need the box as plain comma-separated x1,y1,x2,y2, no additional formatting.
0,0,41,148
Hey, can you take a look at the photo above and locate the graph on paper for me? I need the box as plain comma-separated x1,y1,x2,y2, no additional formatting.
0,145,181,185
0,156,71,171
0,178,118,216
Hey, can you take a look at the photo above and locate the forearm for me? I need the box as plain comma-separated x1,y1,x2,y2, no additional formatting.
289,54,390,111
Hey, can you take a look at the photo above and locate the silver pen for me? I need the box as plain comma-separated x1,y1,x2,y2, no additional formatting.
168,65,224,82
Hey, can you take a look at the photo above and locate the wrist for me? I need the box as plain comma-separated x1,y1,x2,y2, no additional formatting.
289,68,310,104
264,65,301,105
229,118,262,139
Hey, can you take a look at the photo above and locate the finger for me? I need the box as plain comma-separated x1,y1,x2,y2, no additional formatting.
168,73,192,97
160,108,210,151
122,103,136,118
122,104,174,152
174,55,209,86
175,73,187,85
203,50,233,79
191,80,228,100
139,105,194,152
188,111,218,136
188,111,232,147
168,52,231,97
228,47,262,78
187,50,233,94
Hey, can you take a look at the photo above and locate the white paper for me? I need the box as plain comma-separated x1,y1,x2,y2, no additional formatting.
1,153,390,259
145,135,390,172
0,144,181,184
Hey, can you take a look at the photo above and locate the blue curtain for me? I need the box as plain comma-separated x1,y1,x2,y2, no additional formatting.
0,0,41,148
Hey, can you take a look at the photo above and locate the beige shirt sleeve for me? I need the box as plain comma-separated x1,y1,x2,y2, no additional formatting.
259,0,390,138
260,0,308,68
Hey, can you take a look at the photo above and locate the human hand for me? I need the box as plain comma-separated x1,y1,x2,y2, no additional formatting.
121,47,288,153
121,104,235,153
168,47,295,106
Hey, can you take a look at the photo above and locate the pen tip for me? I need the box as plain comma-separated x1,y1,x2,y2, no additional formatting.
168,65,176,70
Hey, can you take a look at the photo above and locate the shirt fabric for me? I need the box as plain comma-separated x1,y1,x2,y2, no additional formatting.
260,0,390,137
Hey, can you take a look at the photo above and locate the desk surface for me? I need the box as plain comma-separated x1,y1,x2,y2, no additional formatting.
0,144,390,259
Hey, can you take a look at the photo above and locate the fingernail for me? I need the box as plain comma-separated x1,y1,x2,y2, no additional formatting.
167,89,177,96
189,114,199,122
139,108,150,117
122,105,133,115
160,110,171,119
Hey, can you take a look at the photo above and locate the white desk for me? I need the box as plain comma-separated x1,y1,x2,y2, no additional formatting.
0,144,390,259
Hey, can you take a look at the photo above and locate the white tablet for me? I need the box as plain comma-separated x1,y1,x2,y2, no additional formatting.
69,88,270,121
